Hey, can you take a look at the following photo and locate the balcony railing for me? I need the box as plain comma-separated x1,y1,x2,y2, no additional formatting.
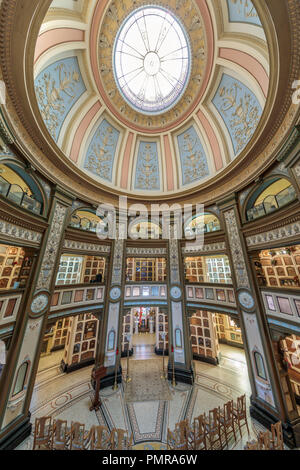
0,176,42,215
124,284,167,301
185,284,236,307
247,185,297,221
261,287,300,325
50,284,105,312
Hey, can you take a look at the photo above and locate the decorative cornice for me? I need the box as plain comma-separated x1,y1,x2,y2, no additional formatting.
243,203,300,239
246,219,300,248
63,239,111,254
0,109,14,144
276,126,300,163
0,218,42,245
182,242,226,254
126,246,167,256
0,201,47,233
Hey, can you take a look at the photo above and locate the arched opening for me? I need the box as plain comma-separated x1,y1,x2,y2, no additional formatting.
246,178,297,221
0,339,6,377
128,219,162,240
184,212,221,238
70,208,107,234
0,163,44,215
13,361,29,396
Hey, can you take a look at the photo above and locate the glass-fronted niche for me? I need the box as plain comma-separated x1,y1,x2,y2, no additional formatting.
252,244,300,288
0,243,34,290
128,220,161,239
246,178,297,222
0,163,43,215
184,255,231,284
184,213,221,237
70,209,107,234
56,254,106,285
125,257,166,282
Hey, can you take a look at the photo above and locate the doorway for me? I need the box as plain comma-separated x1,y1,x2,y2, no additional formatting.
121,307,169,360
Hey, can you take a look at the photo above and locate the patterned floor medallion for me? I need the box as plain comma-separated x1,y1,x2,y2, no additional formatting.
124,359,172,403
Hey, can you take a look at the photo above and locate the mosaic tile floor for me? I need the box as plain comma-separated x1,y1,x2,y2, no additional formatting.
17,344,277,450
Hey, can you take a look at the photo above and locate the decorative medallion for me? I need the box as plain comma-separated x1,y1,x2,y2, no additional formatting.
110,286,121,301
237,289,255,312
170,285,182,300
30,291,50,317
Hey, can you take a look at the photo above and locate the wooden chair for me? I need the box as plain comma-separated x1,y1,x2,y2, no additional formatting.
33,416,52,450
192,414,207,450
258,430,272,450
206,407,223,450
270,421,284,450
110,428,133,450
219,400,237,448
69,421,86,450
167,426,189,450
175,419,193,449
233,394,249,437
89,425,111,450
51,419,69,450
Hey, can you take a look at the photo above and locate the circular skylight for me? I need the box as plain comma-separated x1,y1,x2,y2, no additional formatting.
113,6,191,115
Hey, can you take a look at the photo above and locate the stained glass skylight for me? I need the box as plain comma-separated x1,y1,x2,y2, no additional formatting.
113,6,191,115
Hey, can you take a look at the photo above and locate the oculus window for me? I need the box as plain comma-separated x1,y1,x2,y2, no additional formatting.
113,6,191,115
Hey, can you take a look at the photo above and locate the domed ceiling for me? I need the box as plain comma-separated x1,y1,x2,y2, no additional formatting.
34,0,270,197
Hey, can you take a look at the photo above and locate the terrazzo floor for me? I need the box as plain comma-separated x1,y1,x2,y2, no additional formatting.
17,340,275,450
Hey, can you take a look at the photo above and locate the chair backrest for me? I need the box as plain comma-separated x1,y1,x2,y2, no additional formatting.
258,430,271,450
110,428,128,450
193,414,206,449
223,400,234,423
236,395,246,417
208,408,220,432
167,427,188,450
33,416,52,448
92,425,111,450
271,421,284,450
193,414,206,437
175,419,190,442
167,428,177,450
70,421,85,450
52,419,68,450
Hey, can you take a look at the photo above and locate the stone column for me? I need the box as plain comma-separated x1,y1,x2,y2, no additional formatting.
167,238,193,384
219,197,286,426
0,187,72,449
94,235,125,388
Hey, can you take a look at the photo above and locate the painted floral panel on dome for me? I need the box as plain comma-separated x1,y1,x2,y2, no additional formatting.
83,119,120,183
212,73,262,155
35,56,86,142
226,0,262,26
177,126,209,186
134,141,160,191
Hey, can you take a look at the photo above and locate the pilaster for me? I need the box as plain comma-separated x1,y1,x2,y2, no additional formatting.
0,187,73,449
